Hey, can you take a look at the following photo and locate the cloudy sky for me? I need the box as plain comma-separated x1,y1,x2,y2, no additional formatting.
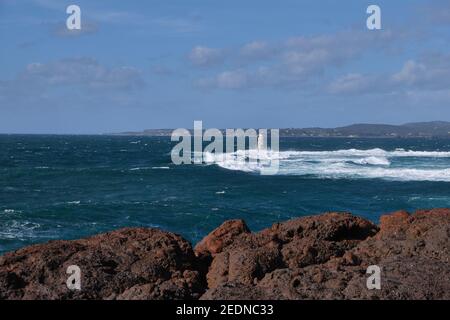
1,0,449,133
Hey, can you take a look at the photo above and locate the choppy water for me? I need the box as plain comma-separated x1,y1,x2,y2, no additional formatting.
1,135,450,254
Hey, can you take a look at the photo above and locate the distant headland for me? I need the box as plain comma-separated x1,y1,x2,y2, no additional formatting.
108,121,450,138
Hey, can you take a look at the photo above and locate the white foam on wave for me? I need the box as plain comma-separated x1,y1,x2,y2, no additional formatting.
129,167,151,171
203,148,450,182
278,148,450,158
130,166,170,171
204,150,269,173
2,209,21,215
0,220,41,239
286,163,450,182
351,156,391,166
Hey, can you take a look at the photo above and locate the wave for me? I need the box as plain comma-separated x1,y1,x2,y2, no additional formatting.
203,148,450,181
130,166,170,171
350,156,391,166
0,220,41,240
276,148,450,158
2,209,21,215
129,167,151,171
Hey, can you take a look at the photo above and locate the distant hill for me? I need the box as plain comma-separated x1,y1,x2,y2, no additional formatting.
283,121,450,138
109,121,450,138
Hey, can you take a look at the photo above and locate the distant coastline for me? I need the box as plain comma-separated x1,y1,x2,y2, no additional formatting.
2,121,450,137
107,121,450,138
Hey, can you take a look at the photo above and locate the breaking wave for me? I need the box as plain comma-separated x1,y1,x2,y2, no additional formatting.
203,148,450,181
0,220,41,240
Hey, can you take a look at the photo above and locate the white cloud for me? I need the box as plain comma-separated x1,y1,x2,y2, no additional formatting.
240,41,273,59
188,46,225,67
391,60,426,85
19,58,144,90
329,54,450,95
193,29,402,90
0,58,145,105
328,73,377,94
215,70,248,89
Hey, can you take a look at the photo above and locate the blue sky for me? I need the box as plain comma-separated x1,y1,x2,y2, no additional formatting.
1,0,450,133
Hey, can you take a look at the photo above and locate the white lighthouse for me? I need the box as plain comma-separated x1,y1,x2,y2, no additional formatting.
257,130,267,151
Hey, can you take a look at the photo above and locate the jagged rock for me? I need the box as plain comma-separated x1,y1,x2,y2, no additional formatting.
0,209,449,300
200,210,450,300
201,213,378,291
194,219,250,256
0,228,205,300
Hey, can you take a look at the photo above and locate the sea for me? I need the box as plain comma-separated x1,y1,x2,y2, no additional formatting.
1,134,450,254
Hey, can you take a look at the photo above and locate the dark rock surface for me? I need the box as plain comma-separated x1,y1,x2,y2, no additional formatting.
0,228,205,300
0,209,449,300
199,210,450,300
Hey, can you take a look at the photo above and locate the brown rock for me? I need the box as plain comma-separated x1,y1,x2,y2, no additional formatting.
200,210,450,300
0,228,205,300
378,210,410,237
202,213,378,291
1,209,449,300
194,219,250,256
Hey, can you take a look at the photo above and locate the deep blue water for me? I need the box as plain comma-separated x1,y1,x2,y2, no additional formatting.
1,135,450,254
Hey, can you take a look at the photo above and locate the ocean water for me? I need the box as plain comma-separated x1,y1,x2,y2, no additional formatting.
1,135,450,254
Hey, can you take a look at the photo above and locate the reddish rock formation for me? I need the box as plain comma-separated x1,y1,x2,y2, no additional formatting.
198,212,380,297
0,209,449,300
194,219,250,256
200,209,450,300
0,228,205,300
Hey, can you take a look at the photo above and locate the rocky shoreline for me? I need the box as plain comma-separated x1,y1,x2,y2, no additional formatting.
0,209,449,300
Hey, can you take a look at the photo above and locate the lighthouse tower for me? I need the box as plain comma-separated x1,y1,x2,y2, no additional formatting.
257,130,267,151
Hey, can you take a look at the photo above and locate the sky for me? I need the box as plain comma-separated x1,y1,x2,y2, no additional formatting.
0,0,450,134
